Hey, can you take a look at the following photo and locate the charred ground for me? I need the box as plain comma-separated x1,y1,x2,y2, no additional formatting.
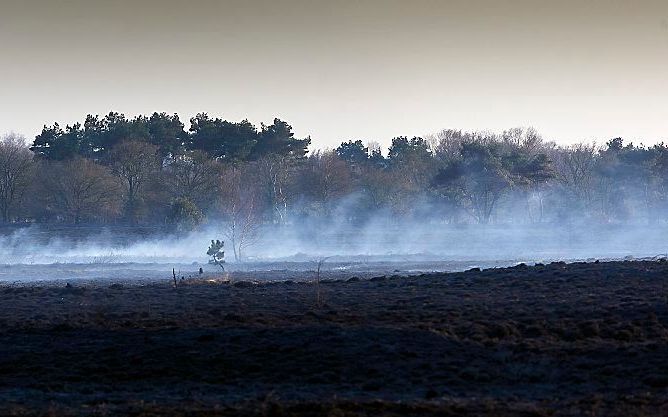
0,260,667,416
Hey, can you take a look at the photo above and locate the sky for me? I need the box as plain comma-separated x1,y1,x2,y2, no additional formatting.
0,0,667,149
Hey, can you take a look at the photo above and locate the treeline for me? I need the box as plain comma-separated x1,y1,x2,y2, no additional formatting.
2,112,668,240
31,112,310,161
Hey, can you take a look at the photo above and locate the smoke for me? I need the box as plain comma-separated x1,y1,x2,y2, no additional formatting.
0,202,666,269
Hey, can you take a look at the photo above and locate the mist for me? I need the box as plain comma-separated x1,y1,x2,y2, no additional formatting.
1,199,666,269
2,120,668,281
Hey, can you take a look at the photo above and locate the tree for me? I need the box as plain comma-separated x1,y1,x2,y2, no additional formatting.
81,114,104,157
0,134,35,222
189,113,258,161
250,118,310,160
109,140,160,223
387,136,436,205
433,141,511,223
218,165,262,261
649,144,668,220
97,112,133,156
431,129,468,163
134,112,188,158
367,142,387,169
357,164,394,209
336,140,368,165
298,150,353,217
596,138,656,222
249,155,294,224
31,123,84,160
32,113,141,160
45,158,121,224
164,150,221,211
167,197,204,233
501,126,543,155
552,143,598,210
33,112,186,161
207,239,225,271
387,136,432,165
502,142,554,222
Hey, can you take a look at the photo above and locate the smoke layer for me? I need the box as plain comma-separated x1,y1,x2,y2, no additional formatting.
0,219,665,267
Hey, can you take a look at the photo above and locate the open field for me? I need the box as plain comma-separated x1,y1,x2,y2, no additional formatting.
0,260,667,416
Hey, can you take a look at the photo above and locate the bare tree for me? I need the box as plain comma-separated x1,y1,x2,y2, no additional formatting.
47,158,121,223
430,129,468,163
250,155,293,224
0,134,35,222
501,126,543,155
164,150,221,210
298,150,352,216
551,142,598,217
358,164,396,210
109,140,160,223
219,165,262,261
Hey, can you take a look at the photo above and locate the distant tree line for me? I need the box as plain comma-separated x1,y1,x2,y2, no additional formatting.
31,112,309,162
1,112,668,251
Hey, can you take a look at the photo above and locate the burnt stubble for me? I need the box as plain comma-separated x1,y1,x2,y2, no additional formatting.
0,261,667,416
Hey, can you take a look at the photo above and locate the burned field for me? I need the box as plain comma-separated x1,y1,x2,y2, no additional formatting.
0,261,667,416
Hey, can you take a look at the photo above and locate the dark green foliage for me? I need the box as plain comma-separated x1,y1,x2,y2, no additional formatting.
136,112,189,158
31,123,84,160
387,136,431,166
22,115,668,227
433,141,512,223
32,112,187,161
31,112,310,164
368,146,387,169
502,147,554,186
90,112,133,157
597,138,655,183
207,239,225,270
336,140,369,165
595,138,660,221
189,113,258,161
250,118,310,160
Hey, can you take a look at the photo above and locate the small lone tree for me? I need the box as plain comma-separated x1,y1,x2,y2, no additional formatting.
207,239,225,271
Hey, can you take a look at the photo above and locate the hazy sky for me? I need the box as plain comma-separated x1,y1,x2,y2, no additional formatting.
1,0,667,149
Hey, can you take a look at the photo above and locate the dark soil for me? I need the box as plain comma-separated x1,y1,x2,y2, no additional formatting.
0,260,667,416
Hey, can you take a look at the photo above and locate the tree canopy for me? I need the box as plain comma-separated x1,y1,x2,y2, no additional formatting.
31,112,310,164
6,116,667,227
